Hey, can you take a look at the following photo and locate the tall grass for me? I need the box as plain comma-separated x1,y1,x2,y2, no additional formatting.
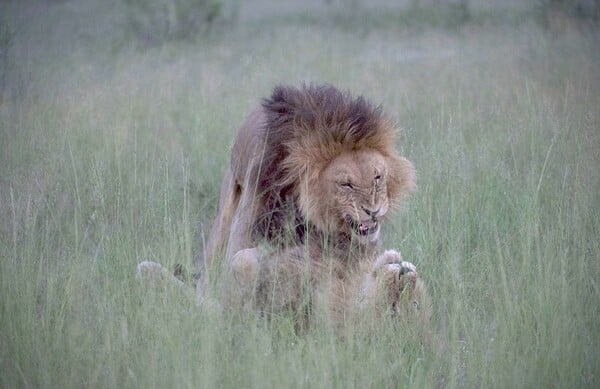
1,1,598,387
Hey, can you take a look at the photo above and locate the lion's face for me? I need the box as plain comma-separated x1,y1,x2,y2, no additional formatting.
307,149,394,244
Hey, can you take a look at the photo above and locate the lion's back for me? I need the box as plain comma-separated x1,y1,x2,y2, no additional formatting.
230,108,267,184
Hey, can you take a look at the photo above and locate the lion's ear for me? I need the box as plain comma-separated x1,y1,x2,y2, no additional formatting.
387,155,416,201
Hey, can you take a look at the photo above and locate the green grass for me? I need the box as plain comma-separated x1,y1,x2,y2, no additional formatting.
1,1,599,388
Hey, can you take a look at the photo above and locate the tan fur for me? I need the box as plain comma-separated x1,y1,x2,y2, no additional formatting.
202,84,429,330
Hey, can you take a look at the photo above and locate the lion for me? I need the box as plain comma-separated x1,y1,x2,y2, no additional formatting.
136,84,430,331
198,83,430,330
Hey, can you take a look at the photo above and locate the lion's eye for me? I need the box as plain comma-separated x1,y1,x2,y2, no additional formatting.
340,182,354,189
374,174,382,181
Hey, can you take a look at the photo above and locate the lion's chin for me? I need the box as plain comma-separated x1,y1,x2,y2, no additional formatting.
346,218,381,244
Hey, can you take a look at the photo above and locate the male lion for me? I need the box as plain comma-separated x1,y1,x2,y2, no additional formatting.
200,84,430,330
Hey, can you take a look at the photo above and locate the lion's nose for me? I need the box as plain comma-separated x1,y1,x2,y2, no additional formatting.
362,206,380,218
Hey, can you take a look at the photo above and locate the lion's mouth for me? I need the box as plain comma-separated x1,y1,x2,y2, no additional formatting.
347,216,380,236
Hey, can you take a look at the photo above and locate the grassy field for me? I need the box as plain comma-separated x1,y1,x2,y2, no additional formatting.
1,1,599,387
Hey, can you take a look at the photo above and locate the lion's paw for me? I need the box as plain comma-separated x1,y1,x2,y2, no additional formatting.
136,261,186,288
369,251,422,315
231,248,261,286
376,260,418,290
373,250,417,276
384,261,417,276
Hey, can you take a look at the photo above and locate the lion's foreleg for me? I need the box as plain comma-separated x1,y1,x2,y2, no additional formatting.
224,155,264,263
205,166,239,268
